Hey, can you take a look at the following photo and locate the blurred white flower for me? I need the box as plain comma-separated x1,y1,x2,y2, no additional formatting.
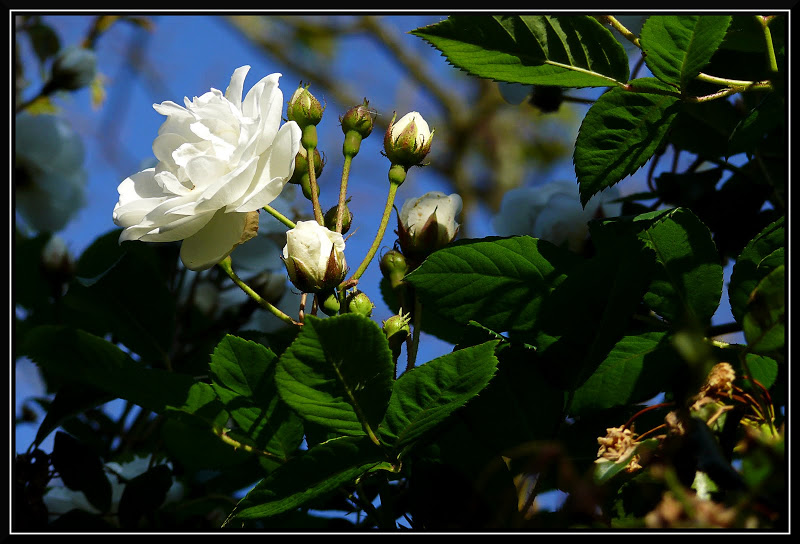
396,191,462,261
14,112,88,233
112,65,302,271
43,454,183,523
493,180,621,252
282,220,347,294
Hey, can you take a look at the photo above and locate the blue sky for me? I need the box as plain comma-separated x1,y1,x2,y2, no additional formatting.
14,13,745,464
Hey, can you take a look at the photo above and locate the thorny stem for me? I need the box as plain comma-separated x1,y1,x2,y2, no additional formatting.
218,257,300,327
347,180,401,285
406,295,423,374
336,154,352,233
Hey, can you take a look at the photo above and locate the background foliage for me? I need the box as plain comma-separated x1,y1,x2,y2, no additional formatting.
13,12,787,532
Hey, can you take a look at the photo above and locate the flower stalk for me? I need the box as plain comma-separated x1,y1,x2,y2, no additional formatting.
217,257,300,327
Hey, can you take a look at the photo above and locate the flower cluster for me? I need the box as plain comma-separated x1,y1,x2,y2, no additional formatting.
112,65,302,271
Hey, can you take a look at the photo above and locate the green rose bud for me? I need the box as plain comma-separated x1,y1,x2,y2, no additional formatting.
319,290,341,316
383,311,411,359
345,290,374,318
289,147,323,185
324,200,353,234
287,84,324,129
379,249,408,289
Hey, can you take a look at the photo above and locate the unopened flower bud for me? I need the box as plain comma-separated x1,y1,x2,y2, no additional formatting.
300,173,320,201
396,192,462,263
345,290,374,318
282,221,347,294
289,147,323,185
383,311,411,358
384,111,434,169
379,249,408,289
324,200,353,234
319,290,341,316
49,46,97,91
287,84,324,129
341,99,376,157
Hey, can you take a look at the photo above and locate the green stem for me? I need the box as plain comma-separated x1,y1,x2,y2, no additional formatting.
758,15,779,73
307,148,324,225
218,257,300,327
601,15,641,49
336,154,353,233
347,180,400,285
215,428,285,462
262,204,295,229
695,72,772,90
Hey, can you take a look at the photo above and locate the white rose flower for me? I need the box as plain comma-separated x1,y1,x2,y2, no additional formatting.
282,220,347,294
112,65,302,271
396,191,462,261
493,180,621,252
15,112,88,233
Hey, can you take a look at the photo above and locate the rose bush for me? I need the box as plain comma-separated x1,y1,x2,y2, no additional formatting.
112,65,302,271
492,180,621,253
396,191,462,261
14,112,88,233
282,220,347,294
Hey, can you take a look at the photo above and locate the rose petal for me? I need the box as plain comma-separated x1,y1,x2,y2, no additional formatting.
224,65,250,111
179,209,257,271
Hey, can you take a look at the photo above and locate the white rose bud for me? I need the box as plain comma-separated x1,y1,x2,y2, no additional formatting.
492,180,621,253
282,221,347,293
112,66,302,271
383,111,434,170
396,191,462,263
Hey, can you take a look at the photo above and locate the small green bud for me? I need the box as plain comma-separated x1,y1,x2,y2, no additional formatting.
324,200,353,234
379,249,408,289
341,99,375,136
383,311,411,355
345,290,374,318
287,84,324,129
300,173,320,201
289,147,323,185
388,163,407,186
319,290,341,316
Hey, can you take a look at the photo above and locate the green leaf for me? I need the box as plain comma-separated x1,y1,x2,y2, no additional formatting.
728,91,785,157
20,325,196,414
274,314,393,439
637,207,723,326
411,15,629,87
529,234,656,391
405,236,581,334
640,15,732,91
34,385,115,448
729,216,785,324
743,265,785,354
380,341,500,456
61,230,178,363
574,78,681,206
209,335,303,460
570,332,680,415
229,435,388,521
594,438,659,484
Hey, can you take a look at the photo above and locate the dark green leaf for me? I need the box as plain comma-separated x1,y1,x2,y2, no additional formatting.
574,78,681,206
51,431,112,514
640,15,732,90
274,314,394,438
34,385,115,447
405,236,581,334
411,15,629,87
229,435,389,521
728,91,785,157
117,465,173,529
637,207,723,326
570,332,680,415
380,341,500,456
209,335,303,460
729,216,785,324
743,265,784,354
20,325,196,414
